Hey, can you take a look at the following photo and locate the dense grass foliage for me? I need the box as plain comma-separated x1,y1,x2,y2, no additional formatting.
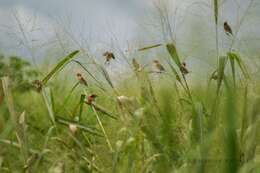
0,45,259,173
0,1,260,172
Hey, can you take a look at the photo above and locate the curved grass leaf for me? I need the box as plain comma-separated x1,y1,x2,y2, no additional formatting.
227,52,250,79
56,82,79,114
41,50,80,85
217,56,227,93
72,94,86,121
228,53,236,86
166,43,181,67
99,65,114,89
55,115,103,137
42,87,56,126
214,0,218,25
138,44,162,51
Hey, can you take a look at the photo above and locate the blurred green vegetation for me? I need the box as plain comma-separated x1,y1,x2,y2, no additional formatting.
0,46,259,173
0,54,39,92
0,0,260,172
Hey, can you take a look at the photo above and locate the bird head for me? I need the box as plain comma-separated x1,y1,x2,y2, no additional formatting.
76,73,82,77
153,60,159,64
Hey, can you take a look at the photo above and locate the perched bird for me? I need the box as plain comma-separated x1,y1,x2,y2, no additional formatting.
86,94,98,104
224,21,233,35
32,80,43,92
210,71,218,80
153,60,165,72
76,73,88,86
132,58,140,71
103,51,115,64
180,62,189,75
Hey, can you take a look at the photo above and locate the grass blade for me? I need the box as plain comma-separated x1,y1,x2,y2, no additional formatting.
228,53,236,86
214,0,218,25
41,50,79,85
17,111,29,165
224,89,239,173
1,77,16,126
55,115,103,137
166,43,181,67
99,65,114,89
138,44,162,51
42,87,56,126
227,52,250,79
217,56,227,93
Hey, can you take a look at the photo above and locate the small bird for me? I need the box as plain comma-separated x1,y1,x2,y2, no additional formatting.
76,73,88,86
103,51,115,64
210,71,218,80
32,80,43,92
132,58,140,71
224,21,233,36
86,94,98,104
180,62,189,75
153,60,165,72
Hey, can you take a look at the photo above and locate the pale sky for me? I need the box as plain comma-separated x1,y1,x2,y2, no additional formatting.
0,0,259,69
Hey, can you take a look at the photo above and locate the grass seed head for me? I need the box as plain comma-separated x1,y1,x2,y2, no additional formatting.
69,124,77,135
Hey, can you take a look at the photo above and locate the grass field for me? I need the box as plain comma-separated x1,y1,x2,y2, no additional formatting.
0,0,260,173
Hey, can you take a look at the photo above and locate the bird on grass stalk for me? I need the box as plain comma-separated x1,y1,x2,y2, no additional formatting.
76,73,88,86
180,62,189,75
224,21,233,36
103,51,115,64
86,94,98,104
153,60,165,72
132,58,141,71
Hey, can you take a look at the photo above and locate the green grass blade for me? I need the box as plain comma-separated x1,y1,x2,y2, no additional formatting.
166,43,181,67
191,102,205,144
228,53,236,86
138,44,162,51
55,116,103,137
42,87,56,126
217,56,227,93
17,111,29,165
78,94,85,121
224,89,239,173
72,94,85,121
41,50,79,85
227,52,250,79
99,65,114,89
1,77,16,127
214,0,218,25
56,82,79,114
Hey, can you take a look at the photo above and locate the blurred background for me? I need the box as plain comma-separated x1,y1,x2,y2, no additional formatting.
0,0,260,82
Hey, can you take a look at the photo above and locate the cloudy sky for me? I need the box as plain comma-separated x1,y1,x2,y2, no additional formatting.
0,0,259,68
0,0,154,56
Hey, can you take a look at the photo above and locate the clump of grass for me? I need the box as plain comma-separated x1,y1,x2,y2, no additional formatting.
0,1,259,172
